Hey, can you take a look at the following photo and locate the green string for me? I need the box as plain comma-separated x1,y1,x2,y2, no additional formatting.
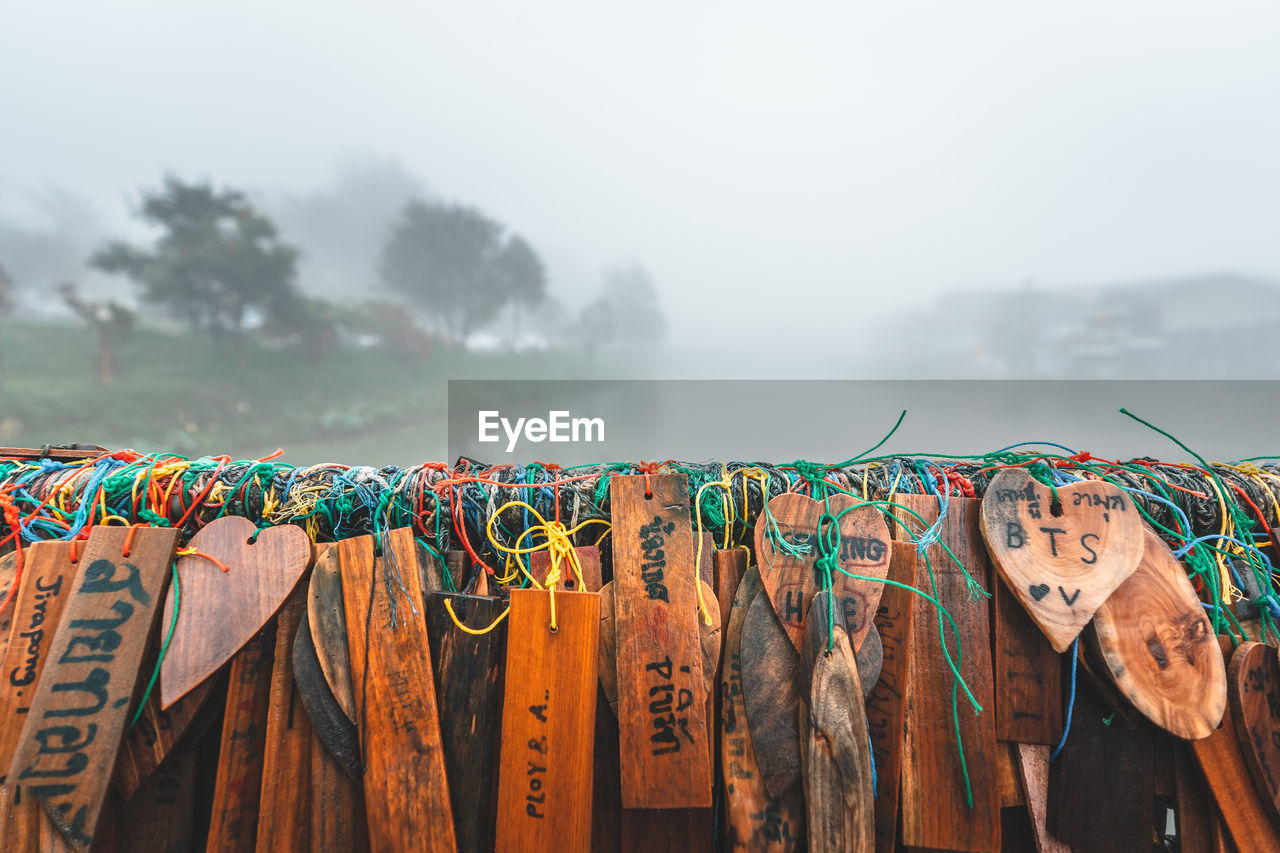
129,559,180,729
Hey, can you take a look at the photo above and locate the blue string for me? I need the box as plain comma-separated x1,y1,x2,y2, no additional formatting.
1051,638,1079,763
867,721,878,799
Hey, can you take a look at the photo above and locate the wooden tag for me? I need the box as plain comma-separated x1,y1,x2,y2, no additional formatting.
993,568,1063,744
740,585,801,799
1228,641,1280,816
800,591,874,852
530,544,603,592
0,549,18,643
307,544,356,722
855,624,882,697
894,495,1000,853
1015,743,1070,853
160,516,310,708
1175,742,1223,853
495,588,599,852
0,542,80,781
980,468,1144,652
292,610,360,778
338,527,455,853
7,524,177,849
754,493,890,653
1092,528,1225,740
115,740,198,853
610,474,712,809
865,541,915,853
256,588,313,853
205,627,274,853
424,591,508,852
310,725,369,853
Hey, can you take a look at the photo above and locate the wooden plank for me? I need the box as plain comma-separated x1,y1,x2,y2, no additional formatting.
591,691,622,853
115,741,198,853
1176,742,1217,853
0,446,107,462
713,548,747,633
292,609,360,780
995,741,1023,808
7,525,178,849
609,474,712,809
160,517,310,708
1014,743,1070,853
424,591,507,853
255,588,313,853
619,808,711,853
740,584,801,798
113,673,214,800
204,627,274,853
1046,675,1156,853
800,590,874,852
0,542,80,781
992,572,1062,744
307,544,355,722
531,545,603,592
1190,639,1280,851
309,728,368,853
1228,641,1280,818
0,549,19,651
337,527,454,853
495,588,599,852
893,495,1000,853
866,541,915,853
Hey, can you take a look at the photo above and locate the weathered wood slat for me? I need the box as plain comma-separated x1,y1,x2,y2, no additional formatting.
292,611,360,779
992,572,1062,744
115,742,197,853
1175,742,1218,853
531,545,603,592
740,584,801,799
893,495,1000,853
306,544,355,722
337,528,455,853
309,727,369,853
1014,743,1070,853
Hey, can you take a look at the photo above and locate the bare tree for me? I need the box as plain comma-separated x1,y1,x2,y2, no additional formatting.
58,282,135,385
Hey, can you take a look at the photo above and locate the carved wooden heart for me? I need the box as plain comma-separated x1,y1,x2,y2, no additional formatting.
1090,528,1225,739
980,468,1143,653
160,516,311,708
754,492,890,653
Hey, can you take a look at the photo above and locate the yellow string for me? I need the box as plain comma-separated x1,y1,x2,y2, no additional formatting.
444,598,510,635
1202,475,1241,604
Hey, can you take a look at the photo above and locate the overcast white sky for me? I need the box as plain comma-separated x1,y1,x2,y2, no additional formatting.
4,1,1279,336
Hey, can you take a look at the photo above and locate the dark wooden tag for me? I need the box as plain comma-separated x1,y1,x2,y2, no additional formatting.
855,624,882,697
993,569,1062,744
980,468,1144,653
740,584,801,799
115,740,198,853
1175,743,1218,853
7,524,178,849
1227,641,1280,817
204,626,274,853
292,610,360,778
307,544,356,722
721,567,804,851
800,590,874,852
755,493,891,654
1092,528,1225,740
865,540,915,853
0,542,81,782
495,588,599,851
892,495,1000,853
256,588,313,853
338,527,455,853
425,591,508,853
610,474,712,809
160,516,310,708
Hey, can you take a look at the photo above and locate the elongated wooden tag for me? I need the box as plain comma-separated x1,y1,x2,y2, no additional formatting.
1014,743,1070,853
755,493,890,653
1227,641,1280,817
0,542,80,782
115,740,198,853
721,567,804,851
307,544,356,722
256,588,313,853
160,517,310,708
741,585,801,799
866,541,915,853
993,569,1062,744
1092,527,1225,740
425,591,508,852
610,474,712,809
338,526,455,853
310,725,369,853
204,626,274,853
893,495,1000,853
800,591,874,853
7,524,177,849
496,588,599,851
980,468,1144,653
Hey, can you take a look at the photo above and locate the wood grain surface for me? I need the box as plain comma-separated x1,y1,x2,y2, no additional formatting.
256,589,313,853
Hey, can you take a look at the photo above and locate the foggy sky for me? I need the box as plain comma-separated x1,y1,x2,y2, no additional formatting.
4,1,1280,338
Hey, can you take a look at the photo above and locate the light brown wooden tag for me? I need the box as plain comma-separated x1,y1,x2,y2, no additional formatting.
160,516,310,708
755,493,890,654
307,544,355,722
610,474,712,809
495,588,599,852
338,527,454,853
1228,641,1280,816
1015,743,1070,853
7,524,178,849
980,468,1144,652
1092,528,1225,740
800,590,874,853
741,585,801,799
0,542,80,782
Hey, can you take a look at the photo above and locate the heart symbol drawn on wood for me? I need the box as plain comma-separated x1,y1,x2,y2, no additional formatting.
1029,583,1050,601
754,492,891,653
980,468,1143,653
160,516,311,708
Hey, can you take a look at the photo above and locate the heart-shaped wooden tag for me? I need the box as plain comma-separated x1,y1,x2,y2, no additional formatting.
160,516,311,708
1228,641,1280,815
1089,528,1224,739
754,492,891,653
980,468,1143,653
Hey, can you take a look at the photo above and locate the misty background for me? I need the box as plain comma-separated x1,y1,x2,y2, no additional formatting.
3,1,1279,464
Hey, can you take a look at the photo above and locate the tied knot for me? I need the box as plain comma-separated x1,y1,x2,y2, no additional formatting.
792,460,826,486
136,508,171,527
